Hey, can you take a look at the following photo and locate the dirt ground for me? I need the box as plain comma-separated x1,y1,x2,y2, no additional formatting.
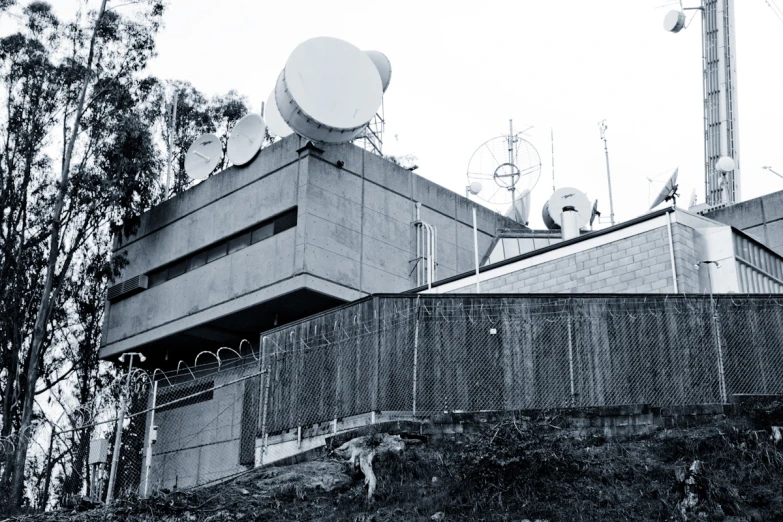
9,403,783,521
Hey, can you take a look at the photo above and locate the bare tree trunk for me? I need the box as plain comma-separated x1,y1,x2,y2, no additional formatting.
8,0,108,509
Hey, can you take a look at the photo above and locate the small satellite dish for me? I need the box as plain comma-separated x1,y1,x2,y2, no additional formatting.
716,156,735,173
546,187,592,229
277,37,382,143
590,200,601,227
688,189,697,209
364,50,392,93
267,84,293,138
228,114,266,166
504,190,532,225
664,10,686,33
468,181,483,195
185,133,222,180
649,168,679,209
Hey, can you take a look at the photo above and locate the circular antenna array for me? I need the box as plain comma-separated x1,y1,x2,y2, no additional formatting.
716,156,736,173
266,87,293,138
365,50,392,93
228,114,266,166
544,187,592,230
467,125,542,221
664,10,686,33
275,37,383,143
185,133,222,180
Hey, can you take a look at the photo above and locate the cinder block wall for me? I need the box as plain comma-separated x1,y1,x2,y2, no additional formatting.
448,223,700,294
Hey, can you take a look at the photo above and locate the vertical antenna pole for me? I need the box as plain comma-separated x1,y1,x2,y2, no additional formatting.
599,120,616,226
508,119,520,222
164,90,178,199
473,208,481,294
551,128,556,193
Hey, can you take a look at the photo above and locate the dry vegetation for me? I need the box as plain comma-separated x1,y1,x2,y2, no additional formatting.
7,403,783,521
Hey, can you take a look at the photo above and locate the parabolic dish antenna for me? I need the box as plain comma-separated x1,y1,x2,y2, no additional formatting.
364,50,392,93
227,113,266,166
466,124,542,219
276,36,383,143
663,10,686,33
650,168,679,209
716,156,736,173
185,133,222,181
266,85,293,138
504,190,532,225
545,187,592,229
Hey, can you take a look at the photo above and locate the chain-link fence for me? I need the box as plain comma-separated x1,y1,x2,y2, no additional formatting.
260,294,783,438
47,294,783,505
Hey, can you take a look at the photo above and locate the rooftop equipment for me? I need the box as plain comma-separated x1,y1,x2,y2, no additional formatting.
184,133,222,181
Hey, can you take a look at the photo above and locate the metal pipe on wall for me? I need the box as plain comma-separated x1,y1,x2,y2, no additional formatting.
666,210,680,293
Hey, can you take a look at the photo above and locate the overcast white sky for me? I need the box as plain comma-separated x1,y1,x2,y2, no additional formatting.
32,1,783,227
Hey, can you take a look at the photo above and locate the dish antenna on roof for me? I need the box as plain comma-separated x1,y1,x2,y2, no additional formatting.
542,187,592,230
227,113,266,166
688,188,697,209
467,120,541,225
266,85,293,138
590,200,601,229
275,37,383,143
365,50,392,93
650,168,679,209
663,9,686,33
185,133,222,181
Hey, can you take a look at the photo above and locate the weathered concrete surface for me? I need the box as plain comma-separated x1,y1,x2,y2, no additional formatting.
704,189,783,256
101,136,514,359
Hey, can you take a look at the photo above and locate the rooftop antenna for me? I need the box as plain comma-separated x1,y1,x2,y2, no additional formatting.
663,1,740,206
276,37,383,143
184,133,222,181
466,121,540,226
164,89,178,198
650,168,680,209
551,128,556,193
598,120,616,225
763,165,783,180
542,187,592,234
589,200,601,230
227,113,266,166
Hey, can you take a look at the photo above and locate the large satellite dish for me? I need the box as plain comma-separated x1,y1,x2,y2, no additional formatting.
227,113,266,166
365,50,392,93
266,85,293,138
276,37,383,143
544,187,592,230
466,121,542,223
185,133,222,181
650,168,679,209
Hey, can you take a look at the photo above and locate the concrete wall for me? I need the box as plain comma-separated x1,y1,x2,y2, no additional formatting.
442,223,698,294
102,135,513,357
704,190,783,256
145,366,256,491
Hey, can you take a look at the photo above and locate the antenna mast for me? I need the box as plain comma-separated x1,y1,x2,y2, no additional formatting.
551,128,556,193
508,119,519,222
599,120,616,226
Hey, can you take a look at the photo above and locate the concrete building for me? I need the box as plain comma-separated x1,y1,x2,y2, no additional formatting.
101,135,516,364
700,189,783,257
420,207,783,295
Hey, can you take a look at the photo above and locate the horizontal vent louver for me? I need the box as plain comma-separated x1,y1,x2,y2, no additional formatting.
107,275,149,302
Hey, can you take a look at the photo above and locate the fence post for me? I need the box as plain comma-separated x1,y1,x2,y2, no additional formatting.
710,296,728,403
259,336,271,459
412,297,421,416
372,296,380,413
142,379,158,497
